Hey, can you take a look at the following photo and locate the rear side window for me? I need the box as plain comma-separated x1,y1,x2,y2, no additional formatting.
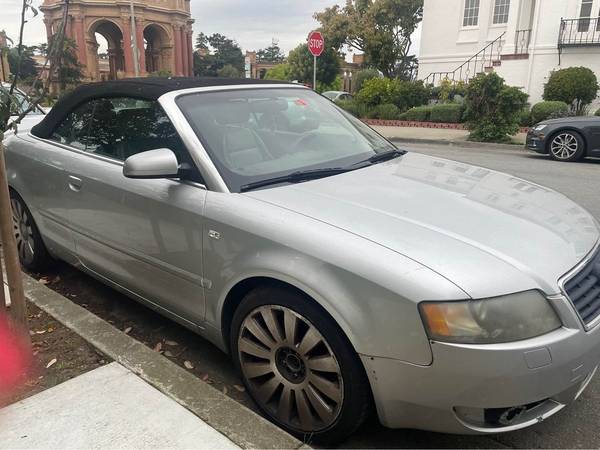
51,101,96,151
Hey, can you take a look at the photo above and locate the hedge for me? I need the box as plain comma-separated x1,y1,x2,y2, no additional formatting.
429,103,464,123
530,101,569,124
371,103,401,120
595,108,600,117
400,105,433,122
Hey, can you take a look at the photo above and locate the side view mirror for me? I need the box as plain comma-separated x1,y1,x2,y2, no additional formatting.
123,148,180,179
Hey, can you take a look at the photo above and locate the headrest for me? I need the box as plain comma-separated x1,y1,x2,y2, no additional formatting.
213,102,250,125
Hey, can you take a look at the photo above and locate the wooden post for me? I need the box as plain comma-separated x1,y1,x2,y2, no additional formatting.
0,141,27,327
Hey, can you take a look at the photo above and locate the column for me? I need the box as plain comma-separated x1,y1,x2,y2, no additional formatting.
181,27,189,77
121,18,135,77
73,17,87,72
187,31,194,76
44,19,53,42
173,24,183,76
136,19,147,75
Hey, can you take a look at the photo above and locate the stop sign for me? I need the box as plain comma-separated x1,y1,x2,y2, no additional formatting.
308,31,325,57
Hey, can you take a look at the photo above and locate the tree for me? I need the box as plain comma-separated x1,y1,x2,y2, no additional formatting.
7,45,37,81
265,63,292,81
217,64,241,78
257,43,284,63
45,36,83,93
543,67,599,115
194,33,244,77
464,72,529,143
287,43,340,86
315,0,423,79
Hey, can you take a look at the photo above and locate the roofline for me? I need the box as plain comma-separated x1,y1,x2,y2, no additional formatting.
157,83,309,102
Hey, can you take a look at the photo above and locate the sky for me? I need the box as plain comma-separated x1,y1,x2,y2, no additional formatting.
0,0,421,57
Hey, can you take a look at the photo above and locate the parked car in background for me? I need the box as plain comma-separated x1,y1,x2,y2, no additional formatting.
526,116,600,162
322,90,353,102
4,78,600,444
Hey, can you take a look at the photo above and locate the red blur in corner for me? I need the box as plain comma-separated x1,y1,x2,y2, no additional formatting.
0,314,32,399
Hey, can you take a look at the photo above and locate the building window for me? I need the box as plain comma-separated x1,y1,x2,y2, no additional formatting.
579,0,593,31
493,0,511,24
463,0,480,27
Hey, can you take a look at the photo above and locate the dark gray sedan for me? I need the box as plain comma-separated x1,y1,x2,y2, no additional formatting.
526,116,600,162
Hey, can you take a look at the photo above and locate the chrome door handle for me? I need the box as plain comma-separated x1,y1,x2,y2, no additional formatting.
68,175,83,192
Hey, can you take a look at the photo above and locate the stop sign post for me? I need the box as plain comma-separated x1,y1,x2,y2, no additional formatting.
308,31,325,90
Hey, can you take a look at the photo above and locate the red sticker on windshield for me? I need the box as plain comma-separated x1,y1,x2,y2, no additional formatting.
295,99,308,106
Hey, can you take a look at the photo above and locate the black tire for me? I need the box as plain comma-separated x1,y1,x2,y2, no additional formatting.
547,130,586,162
9,190,51,272
230,285,372,445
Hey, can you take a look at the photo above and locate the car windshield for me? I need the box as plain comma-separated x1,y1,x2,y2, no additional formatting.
177,88,396,192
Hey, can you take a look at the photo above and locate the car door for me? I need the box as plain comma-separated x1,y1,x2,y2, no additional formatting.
58,97,208,324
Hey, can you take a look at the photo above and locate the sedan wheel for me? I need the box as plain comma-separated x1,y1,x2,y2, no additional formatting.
238,305,343,432
549,132,585,162
9,191,51,272
231,286,372,444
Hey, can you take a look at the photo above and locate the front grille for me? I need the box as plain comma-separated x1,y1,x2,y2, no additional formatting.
564,249,600,327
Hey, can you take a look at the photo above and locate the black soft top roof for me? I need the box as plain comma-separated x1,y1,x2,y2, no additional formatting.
31,77,293,139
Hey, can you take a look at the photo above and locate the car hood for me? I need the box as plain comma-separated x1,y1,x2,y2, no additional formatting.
539,116,600,126
247,152,599,299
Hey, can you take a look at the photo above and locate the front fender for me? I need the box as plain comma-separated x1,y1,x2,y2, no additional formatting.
202,192,468,366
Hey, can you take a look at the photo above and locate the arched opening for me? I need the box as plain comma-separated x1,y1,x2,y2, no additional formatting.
144,24,170,75
90,20,124,81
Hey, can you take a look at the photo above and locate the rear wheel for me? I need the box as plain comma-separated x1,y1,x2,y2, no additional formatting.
548,131,585,162
9,191,51,272
230,286,371,444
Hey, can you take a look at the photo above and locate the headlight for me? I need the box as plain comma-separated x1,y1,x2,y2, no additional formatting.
533,124,548,132
419,291,561,344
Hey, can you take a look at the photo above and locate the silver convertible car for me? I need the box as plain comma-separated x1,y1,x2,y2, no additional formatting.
4,78,600,443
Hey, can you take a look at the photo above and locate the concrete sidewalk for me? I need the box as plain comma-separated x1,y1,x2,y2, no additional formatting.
0,363,240,449
372,125,527,146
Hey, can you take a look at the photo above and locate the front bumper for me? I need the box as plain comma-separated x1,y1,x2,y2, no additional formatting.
362,296,600,434
525,131,547,154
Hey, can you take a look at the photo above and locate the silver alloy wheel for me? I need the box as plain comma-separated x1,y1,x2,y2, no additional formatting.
238,305,344,432
550,133,579,160
11,198,35,266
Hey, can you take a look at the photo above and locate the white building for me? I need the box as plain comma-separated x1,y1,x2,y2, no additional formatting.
418,0,600,108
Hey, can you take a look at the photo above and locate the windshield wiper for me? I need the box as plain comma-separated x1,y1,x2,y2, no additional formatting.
240,167,352,192
352,148,407,167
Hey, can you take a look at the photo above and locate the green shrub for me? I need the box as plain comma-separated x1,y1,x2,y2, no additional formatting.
543,67,599,115
464,72,529,143
355,78,429,112
336,99,371,118
400,105,433,122
353,69,380,93
595,108,600,116
429,103,464,123
370,103,401,120
530,101,569,124
518,108,532,127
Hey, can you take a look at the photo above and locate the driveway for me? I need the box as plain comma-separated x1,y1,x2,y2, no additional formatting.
34,143,600,449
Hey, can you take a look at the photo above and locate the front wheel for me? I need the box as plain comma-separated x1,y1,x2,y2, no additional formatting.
548,131,585,162
230,286,371,444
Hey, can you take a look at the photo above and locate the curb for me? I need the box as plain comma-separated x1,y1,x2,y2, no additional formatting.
21,272,305,450
387,137,524,151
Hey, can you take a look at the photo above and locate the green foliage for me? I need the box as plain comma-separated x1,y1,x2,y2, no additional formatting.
194,33,244,76
217,64,241,78
148,69,172,78
530,101,569,124
429,103,464,123
335,99,371,118
287,43,340,86
45,36,84,92
518,108,532,127
315,0,423,79
256,43,285,63
543,67,599,115
368,103,401,120
595,108,600,117
7,45,38,80
353,69,380,92
265,63,292,81
463,73,528,143
317,75,342,93
355,77,429,111
400,105,433,121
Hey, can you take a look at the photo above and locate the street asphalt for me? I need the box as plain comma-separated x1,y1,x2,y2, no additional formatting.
26,142,600,449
